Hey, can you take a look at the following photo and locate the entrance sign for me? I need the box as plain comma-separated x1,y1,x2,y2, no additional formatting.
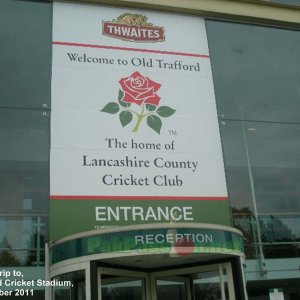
50,2,230,240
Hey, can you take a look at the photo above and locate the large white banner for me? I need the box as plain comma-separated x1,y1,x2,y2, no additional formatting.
50,2,228,200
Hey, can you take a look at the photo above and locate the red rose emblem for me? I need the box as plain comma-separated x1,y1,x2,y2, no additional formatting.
175,237,194,257
101,71,175,133
119,71,161,106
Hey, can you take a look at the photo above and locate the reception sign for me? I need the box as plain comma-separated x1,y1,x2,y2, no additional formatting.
51,226,244,265
50,2,230,240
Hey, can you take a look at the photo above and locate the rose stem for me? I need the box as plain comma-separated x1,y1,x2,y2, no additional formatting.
132,104,145,132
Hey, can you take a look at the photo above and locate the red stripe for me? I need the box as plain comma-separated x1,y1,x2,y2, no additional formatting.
50,195,228,201
52,41,210,58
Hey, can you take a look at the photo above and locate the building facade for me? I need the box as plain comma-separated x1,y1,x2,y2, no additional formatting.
0,0,300,299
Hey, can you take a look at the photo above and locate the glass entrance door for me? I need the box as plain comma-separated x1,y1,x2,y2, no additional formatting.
150,263,235,300
98,263,235,300
155,276,191,300
101,276,144,300
191,268,225,299
99,267,150,300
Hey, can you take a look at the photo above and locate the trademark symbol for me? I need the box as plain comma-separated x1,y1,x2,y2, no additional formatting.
169,130,177,136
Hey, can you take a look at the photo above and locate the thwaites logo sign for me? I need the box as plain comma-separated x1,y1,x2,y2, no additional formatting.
50,2,230,240
103,13,165,42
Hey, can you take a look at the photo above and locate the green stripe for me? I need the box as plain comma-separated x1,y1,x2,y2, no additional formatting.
50,200,231,241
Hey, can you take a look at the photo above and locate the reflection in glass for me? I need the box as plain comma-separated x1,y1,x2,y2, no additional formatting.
260,215,300,258
0,0,51,109
192,270,222,300
220,121,300,213
156,277,188,300
0,107,49,266
208,19,300,258
52,270,85,300
0,216,47,266
0,108,50,214
260,215,300,243
219,118,300,259
155,269,226,300
207,20,300,123
101,275,145,300
233,214,258,259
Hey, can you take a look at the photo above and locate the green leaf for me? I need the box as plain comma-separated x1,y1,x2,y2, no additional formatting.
157,106,176,118
146,104,156,111
118,89,124,101
119,111,133,127
147,115,162,134
101,102,120,114
119,99,131,108
118,89,131,108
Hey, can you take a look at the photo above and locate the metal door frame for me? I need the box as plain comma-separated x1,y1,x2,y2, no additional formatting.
97,262,235,300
